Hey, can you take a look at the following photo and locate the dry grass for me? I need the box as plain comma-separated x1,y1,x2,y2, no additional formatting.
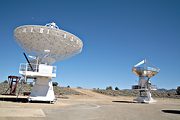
93,89,180,99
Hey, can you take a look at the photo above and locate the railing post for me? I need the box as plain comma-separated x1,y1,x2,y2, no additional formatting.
35,64,38,72
26,63,28,71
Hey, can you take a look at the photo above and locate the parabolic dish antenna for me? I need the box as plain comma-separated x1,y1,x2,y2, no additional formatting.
132,59,160,103
14,22,83,64
14,22,83,103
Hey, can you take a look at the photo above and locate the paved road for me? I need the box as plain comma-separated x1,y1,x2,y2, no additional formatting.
0,89,180,120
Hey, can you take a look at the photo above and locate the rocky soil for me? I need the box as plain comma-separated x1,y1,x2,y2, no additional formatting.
0,83,83,96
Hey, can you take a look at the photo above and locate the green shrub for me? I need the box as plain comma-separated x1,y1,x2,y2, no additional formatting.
115,87,119,90
176,86,180,95
29,82,34,87
77,86,82,89
3,80,8,83
52,82,58,86
106,86,113,90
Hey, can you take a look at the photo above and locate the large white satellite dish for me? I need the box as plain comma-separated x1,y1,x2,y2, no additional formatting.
14,22,83,64
14,22,83,103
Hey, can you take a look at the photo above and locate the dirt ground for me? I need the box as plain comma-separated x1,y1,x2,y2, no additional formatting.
0,89,180,120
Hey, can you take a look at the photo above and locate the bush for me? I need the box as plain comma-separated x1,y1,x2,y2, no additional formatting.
106,86,113,90
29,82,34,87
77,86,82,89
176,86,180,95
67,85,70,88
115,87,119,90
3,80,8,83
52,82,58,86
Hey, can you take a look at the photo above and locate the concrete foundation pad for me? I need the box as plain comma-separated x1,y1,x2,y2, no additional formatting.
0,90,180,120
0,108,45,117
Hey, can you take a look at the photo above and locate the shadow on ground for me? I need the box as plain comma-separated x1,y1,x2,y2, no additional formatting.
112,100,137,103
0,96,52,104
0,97,28,103
162,110,180,114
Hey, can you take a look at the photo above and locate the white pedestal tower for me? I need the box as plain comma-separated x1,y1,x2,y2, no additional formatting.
14,22,83,102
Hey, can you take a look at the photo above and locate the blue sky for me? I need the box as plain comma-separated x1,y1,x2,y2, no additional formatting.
0,0,180,89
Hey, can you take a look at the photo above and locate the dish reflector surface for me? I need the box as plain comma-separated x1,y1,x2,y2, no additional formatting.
132,59,160,78
14,23,83,64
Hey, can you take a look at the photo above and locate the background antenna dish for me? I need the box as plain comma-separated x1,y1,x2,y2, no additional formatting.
132,59,160,103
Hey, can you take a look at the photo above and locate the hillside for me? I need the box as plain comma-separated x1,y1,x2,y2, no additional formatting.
0,82,179,99
0,83,83,96
93,89,180,99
